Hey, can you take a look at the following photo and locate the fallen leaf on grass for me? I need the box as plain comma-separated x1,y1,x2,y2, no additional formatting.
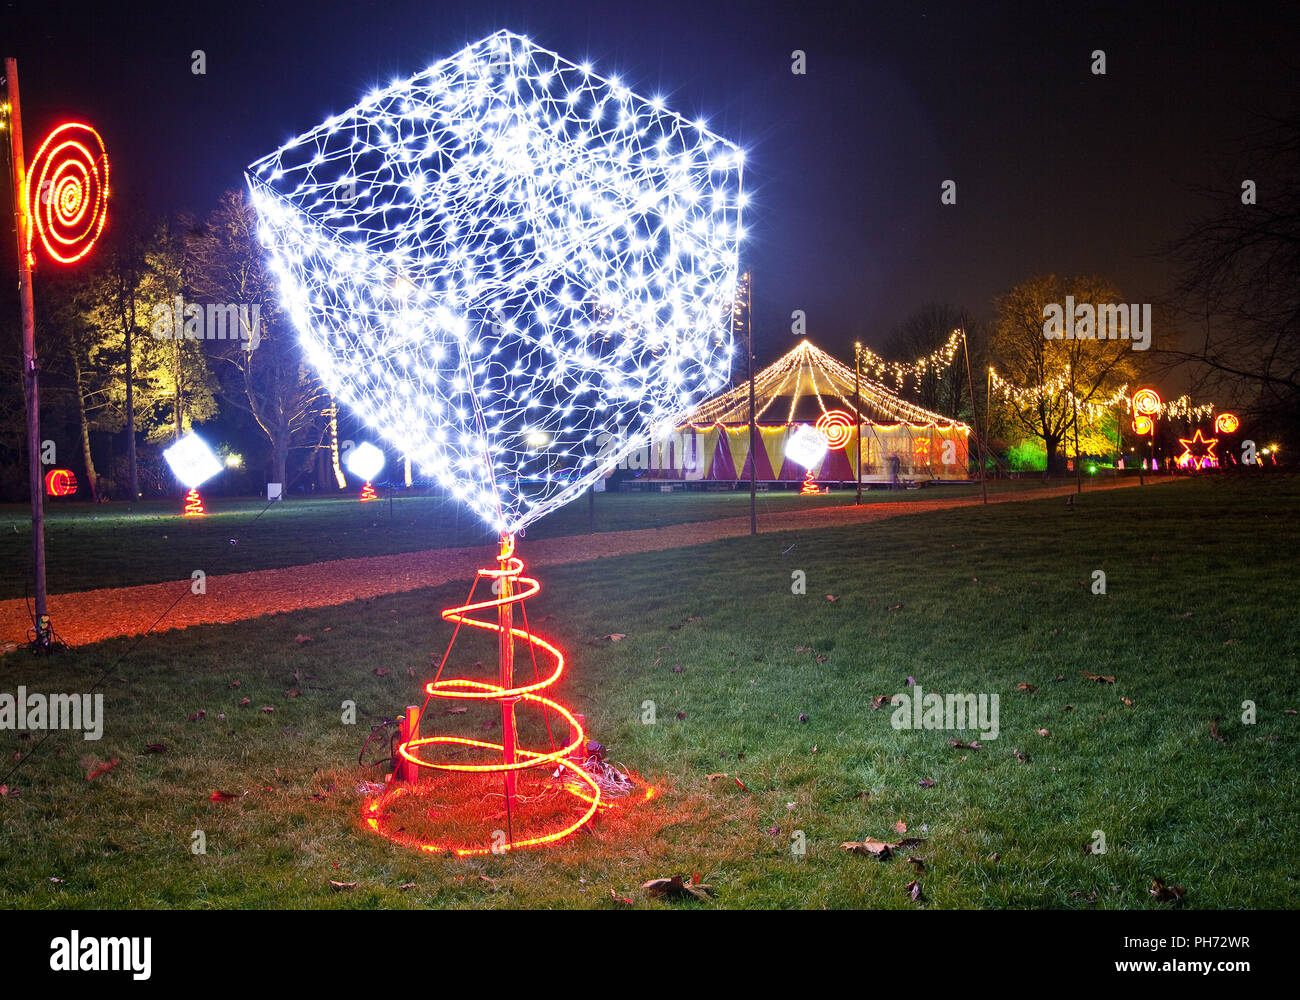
919,778,936,788
209,790,244,801
1013,749,1028,762
329,880,357,891
906,856,926,873
610,889,634,906
1016,683,1038,693
372,667,389,676
239,697,251,706
841,837,926,859
397,883,416,890
603,633,627,642
905,879,925,903
444,706,468,715
815,654,829,663
948,739,983,750
641,874,713,901
1080,671,1116,684
294,634,312,644
187,710,206,722
1284,708,1297,715
228,680,241,689
1037,729,1050,738
870,695,896,710
1210,721,1226,743
1120,697,1134,707
144,743,167,754
260,706,275,713
733,777,749,791
893,819,908,834
1150,878,1187,903
825,594,838,602
0,785,19,797
886,604,903,612
285,689,300,698
84,758,120,781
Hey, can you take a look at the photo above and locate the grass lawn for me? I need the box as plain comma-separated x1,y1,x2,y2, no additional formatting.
1,473,1295,908
1,476,1059,598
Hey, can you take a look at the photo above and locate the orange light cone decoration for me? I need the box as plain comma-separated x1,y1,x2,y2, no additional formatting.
359,482,377,502
183,488,205,516
364,534,601,855
800,470,822,495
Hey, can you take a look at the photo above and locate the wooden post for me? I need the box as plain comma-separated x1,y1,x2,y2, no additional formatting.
5,58,49,646
396,704,420,783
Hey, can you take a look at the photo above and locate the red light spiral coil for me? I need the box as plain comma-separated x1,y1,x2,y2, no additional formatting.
1132,388,1161,417
26,122,110,265
365,537,601,855
815,409,854,450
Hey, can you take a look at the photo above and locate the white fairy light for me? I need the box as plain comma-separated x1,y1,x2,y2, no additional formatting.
345,441,386,481
163,433,223,489
784,424,830,470
246,30,743,535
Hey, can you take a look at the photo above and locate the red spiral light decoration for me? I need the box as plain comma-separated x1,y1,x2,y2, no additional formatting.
815,409,855,450
1132,388,1161,417
1215,412,1239,435
359,482,377,502
26,122,110,266
365,536,602,855
1132,414,1154,436
44,468,78,497
183,488,205,516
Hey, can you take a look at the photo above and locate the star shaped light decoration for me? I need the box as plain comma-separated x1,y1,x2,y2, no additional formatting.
1176,428,1219,469
245,31,745,533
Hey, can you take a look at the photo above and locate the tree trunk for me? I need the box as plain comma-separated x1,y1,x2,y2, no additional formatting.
1044,435,1062,477
272,430,289,493
72,352,99,502
123,279,139,499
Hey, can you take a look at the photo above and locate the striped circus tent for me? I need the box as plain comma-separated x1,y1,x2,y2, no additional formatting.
623,340,971,483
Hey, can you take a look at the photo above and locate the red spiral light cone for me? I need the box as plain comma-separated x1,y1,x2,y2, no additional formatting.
183,488,205,516
359,482,377,502
363,535,603,855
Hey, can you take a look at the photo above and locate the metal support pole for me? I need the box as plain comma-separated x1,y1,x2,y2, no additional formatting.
744,272,756,535
854,343,862,504
5,58,50,647
498,532,518,838
960,325,988,504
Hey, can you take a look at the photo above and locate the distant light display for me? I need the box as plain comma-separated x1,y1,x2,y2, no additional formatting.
246,30,745,535
1132,388,1162,417
785,423,829,469
1176,428,1219,470
345,441,386,482
43,468,77,496
163,433,223,489
26,122,110,265
815,409,854,450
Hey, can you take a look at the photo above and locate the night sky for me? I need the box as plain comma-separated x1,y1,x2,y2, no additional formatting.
3,0,1296,363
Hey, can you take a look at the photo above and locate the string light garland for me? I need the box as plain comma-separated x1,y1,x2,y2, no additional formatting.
246,29,745,536
988,369,1216,423
25,122,110,266
854,329,964,394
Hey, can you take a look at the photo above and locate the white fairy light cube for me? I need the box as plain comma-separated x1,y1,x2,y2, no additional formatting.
163,433,224,489
345,441,386,482
785,424,830,470
246,30,744,534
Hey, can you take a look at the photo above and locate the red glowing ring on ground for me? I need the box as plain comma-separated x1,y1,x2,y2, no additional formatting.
1132,388,1162,417
364,539,603,855
1215,412,1239,434
815,409,854,450
26,123,110,265
43,468,77,497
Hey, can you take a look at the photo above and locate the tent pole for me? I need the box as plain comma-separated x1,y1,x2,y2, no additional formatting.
745,272,756,535
961,322,988,505
854,342,862,504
